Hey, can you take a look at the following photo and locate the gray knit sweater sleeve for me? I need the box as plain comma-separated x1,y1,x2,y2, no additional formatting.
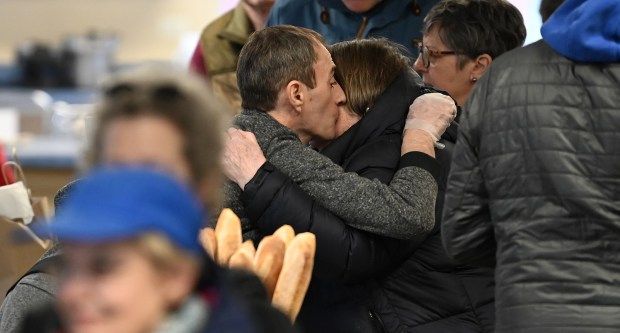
234,110,437,239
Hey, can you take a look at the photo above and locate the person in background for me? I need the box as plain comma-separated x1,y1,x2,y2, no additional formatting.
441,0,620,331
21,167,259,333
225,38,492,332
267,0,441,57
539,0,564,22
413,0,526,108
189,0,276,113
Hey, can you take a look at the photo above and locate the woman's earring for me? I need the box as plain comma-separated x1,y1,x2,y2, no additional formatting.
471,77,478,82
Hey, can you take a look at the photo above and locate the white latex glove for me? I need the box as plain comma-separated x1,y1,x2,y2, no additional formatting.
404,93,457,149
222,128,267,189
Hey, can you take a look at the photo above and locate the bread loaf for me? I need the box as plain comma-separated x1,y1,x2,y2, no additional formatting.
229,240,256,271
253,235,286,299
214,208,242,266
272,232,316,322
199,227,217,259
273,224,295,248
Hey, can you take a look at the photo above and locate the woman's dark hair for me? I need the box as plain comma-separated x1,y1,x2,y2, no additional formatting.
424,0,526,67
237,25,326,112
330,39,412,117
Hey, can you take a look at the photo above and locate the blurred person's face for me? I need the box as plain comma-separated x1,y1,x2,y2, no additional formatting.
57,241,192,333
99,115,222,209
297,43,347,143
341,0,382,13
101,115,191,182
413,26,477,107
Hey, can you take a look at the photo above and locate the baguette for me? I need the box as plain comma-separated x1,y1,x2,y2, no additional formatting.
199,227,217,259
229,240,256,271
253,235,286,299
214,208,242,266
272,232,316,322
273,224,295,248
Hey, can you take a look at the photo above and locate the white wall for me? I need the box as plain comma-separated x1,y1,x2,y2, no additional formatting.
508,0,544,45
0,0,544,65
0,0,238,64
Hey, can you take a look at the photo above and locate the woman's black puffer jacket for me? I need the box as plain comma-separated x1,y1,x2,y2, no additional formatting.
242,71,494,332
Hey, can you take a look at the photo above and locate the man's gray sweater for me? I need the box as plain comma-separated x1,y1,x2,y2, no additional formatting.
223,109,438,241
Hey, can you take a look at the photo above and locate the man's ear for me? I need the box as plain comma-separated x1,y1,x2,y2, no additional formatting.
471,53,493,81
286,80,305,112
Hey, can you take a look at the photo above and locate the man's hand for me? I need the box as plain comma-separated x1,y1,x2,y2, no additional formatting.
402,93,457,157
222,128,267,189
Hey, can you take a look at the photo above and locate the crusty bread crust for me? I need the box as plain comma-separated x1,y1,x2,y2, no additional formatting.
199,227,217,259
272,232,316,322
254,235,286,299
214,208,242,266
229,239,256,271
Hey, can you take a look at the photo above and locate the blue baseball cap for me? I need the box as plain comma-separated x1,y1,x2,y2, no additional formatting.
33,166,205,255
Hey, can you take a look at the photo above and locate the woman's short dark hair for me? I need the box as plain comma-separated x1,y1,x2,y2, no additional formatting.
330,39,412,117
237,25,326,112
424,0,526,67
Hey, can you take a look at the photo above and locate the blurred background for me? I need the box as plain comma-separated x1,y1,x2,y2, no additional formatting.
0,0,543,200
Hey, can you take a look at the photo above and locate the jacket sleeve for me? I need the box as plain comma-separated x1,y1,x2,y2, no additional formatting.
264,133,439,240
242,163,417,283
441,70,495,267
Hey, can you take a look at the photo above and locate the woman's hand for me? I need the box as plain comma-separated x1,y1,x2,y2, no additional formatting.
222,128,267,189
402,93,457,157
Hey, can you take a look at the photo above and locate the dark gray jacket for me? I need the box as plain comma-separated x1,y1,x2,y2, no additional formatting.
442,39,620,332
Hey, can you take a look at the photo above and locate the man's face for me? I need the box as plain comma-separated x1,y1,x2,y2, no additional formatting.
297,43,347,143
341,0,382,13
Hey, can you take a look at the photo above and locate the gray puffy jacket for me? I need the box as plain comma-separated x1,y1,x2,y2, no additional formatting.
442,39,620,333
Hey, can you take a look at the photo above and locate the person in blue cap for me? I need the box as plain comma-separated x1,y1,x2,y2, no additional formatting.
441,0,620,331
2,66,296,333
20,167,259,333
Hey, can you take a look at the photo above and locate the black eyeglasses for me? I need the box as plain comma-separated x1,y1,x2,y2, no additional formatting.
417,43,460,68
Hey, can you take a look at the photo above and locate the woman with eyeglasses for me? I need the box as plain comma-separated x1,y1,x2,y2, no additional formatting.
413,0,526,108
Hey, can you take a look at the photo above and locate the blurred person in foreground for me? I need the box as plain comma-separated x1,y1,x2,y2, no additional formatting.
266,0,441,57
189,0,276,113
2,67,295,333
413,0,526,108
441,0,620,331
20,167,258,332
225,38,491,332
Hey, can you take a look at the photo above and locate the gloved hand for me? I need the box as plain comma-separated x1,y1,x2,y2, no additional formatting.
404,93,456,149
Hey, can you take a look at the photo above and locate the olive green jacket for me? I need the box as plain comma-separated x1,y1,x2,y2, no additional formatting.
199,3,252,113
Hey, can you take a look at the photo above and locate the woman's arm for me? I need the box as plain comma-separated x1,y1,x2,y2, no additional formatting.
224,127,439,239
241,163,419,283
